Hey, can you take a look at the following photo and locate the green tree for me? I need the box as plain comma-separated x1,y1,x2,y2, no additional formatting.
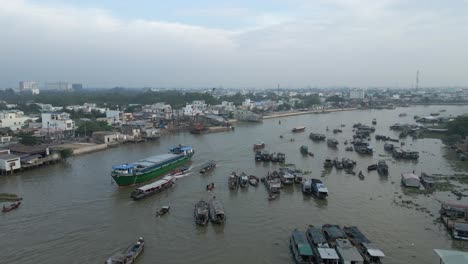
76,121,112,137
60,148,73,159
17,132,40,145
446,116,468,138
325,95,345,103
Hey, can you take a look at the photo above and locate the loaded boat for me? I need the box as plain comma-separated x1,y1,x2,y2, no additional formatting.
111,145,194,186
194,200,210,226
2,201,21,213
248,175,259,186
306,227,339,264
324,158,334,168
376,160,388,176
199,160,216,174
209,197,226,224
309,133,326,141
300,145,309,155
327,138,338,148
311,179,328,199
239,173,249,188
228,172,240,190
130,175,176,200
105,237,144,264
343,226,385,263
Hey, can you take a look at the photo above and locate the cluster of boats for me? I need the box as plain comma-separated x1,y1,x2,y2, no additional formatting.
324,157,356,173
301,179,328,199
261,168,304,200
290,225,385,264
367,160,389,176
228,172,260,190
194,196,226,225
254,150,286,162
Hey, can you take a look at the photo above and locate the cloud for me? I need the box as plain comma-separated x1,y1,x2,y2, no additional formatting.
0,0,467,88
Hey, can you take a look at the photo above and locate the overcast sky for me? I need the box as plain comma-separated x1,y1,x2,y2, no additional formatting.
1,0,467,89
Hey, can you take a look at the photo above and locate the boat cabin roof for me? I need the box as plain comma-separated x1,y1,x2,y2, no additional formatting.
454,223,468,232
322,225,346,240
317,248,339,260
291,230,314,256
307,227,327,244
434,249,468,264
343,226,371,243
401,173,419,180
113,153,179,170
335,239,364,262
137,176,174,192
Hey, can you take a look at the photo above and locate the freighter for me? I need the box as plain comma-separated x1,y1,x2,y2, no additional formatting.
111,145,194,186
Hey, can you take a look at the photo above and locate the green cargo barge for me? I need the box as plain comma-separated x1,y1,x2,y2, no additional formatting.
111,145,194,186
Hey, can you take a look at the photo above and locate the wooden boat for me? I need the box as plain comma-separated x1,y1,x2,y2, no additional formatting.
209,197,226,224
105,237,144,264
239,173,249,188
327,138,339,148
344,226,385,263
194,200,210,226
358,171,365,180
333,129,342,134
253,142,265,150
292,126,306,133
248,175,259,186
130,176,176,200
300,145,309,155
311,179,328,199
345,146,353,152
367,164,377,171
324,158,334,168
290,229,314,264
206,182,215,191
2,201,21,213
155,206,170,217
268,193,277,201
309,133,326,141
228,172,239,190
306,227,339,264
322,224,347,248
199,160,216,174
169,166,189,176
372,119,377,125
376,160,388,176
334,158,343,169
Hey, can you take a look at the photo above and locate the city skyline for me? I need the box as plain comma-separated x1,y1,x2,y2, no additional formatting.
1,0,468,88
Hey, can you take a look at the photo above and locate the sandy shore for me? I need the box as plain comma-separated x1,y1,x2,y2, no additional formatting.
262,107,359,119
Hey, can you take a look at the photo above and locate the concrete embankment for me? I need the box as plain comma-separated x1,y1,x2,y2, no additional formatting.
263,108,359,119
55,143,109,155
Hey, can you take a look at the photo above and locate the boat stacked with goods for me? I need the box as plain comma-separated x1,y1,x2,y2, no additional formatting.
309,133,326,141
130,175,176,200
199,160,216,174
376,160,388,176
327,138,339,148
194,200,210,226
311,179,328,199
111,145,194,186
290,229,314,264
209,197,226,224
105,237,145,264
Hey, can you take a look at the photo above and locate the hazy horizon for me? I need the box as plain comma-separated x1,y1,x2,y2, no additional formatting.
1,0,468,88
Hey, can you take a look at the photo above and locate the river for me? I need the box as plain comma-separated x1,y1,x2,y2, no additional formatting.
1,105,468,264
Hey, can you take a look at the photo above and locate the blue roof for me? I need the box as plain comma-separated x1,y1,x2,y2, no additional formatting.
112,164,136,170
292,230,314,256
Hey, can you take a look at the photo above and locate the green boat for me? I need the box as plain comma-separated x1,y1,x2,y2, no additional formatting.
111,145,194,186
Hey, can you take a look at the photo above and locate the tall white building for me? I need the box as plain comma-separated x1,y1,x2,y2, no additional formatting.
349,89,365,99
0,110,30,131
41,112,75,132
142,103,172,119
106,110,123,125
19,81,38,91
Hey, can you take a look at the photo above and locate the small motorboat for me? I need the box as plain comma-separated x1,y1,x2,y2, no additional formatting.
308,152,314,157
155,206,170,217
199,160,216,174
248,175,259,186
358,171,365,180
105,237,144,264
170,166,189,176
2,201,21,213
206,182,215,191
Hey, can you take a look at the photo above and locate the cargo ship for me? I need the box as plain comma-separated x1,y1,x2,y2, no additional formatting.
111,145,194,186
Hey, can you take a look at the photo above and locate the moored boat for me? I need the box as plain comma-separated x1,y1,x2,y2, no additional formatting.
311,179,328,199
292,126,306,133
306,227,339,264
344,226,385,264
130,176,176,200
111,145,194,186
322,224,347,247
327,138,339,148
253,142,265,150
228,172,239,190
290,229,314,264
194,200,210,226
209,197,226,224
105,237,144,264
239,173,249,188
309,133,326,141
376,160,388,176
2,201,21,213
248,175,259,186
199,160,216,174
367,164,377,171
324,158,334,168
300,145,309,155
372,119,377,125
334,158,343,169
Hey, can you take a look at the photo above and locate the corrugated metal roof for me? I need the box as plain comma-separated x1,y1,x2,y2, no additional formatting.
317,248,339,260
434,249,468,264
0,154,20,160
307,227,327,244
335,239,364,262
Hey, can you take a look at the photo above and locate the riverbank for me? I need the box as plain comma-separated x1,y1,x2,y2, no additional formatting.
262,107,359,119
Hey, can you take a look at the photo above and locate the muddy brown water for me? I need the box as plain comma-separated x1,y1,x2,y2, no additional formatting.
1,105,468,264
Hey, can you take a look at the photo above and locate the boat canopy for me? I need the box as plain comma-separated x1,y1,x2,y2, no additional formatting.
317,248,339,260
292,231,314,256
112,164,136,170
137,176,174,192
344,226,371,243
307,227,327,244
323,225,346,240
316,183,328,193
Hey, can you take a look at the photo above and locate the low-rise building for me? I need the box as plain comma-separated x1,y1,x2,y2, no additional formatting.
142,103,172,119
0,110,30,131
0,149,21,174
350,89,365,99
92,131,121,144
41,112,75,135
